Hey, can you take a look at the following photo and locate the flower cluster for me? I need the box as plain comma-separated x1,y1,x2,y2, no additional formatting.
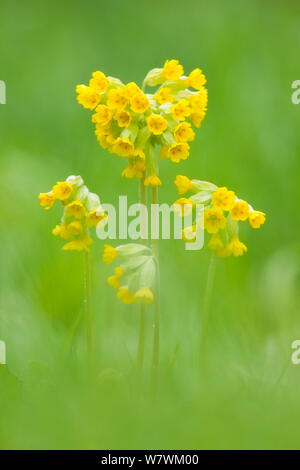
102,244,156,305
38,175,107,252
174,175,266,257
76,60,207,186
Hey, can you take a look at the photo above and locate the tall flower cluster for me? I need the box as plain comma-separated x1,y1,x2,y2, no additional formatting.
174,175,266,257
76,60,207,186
102,244,156,305
38,175,107,252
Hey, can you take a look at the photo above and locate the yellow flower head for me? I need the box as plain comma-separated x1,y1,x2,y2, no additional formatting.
76,85,101,110
186,68,207,90
147,114,168,135
89,71,109,93
171,99,191,121
230,201,249,221
95,129,115,149
144,174,162,187
38,192,56,210
174,175,193,195
204,208,227,234
167,143,190,162
228,237,247,257
92,104,113,126
123,82,141,99
86,208,105,228
191,111,206,128
66,200,86,219
174,122,195,142
52,182,73,201
111,137,134,157
52,224,69,239
212,187,236,211
248,211,266,229
162,59,184,81
103,244,118,264
115,110,131,128
107,88,128,110
154,87,174,104
117,286,136,304
174,197,194,216
189,90,208,113
67,221,83,236
62,236,93,253
134,287,154,305
130,91,150,113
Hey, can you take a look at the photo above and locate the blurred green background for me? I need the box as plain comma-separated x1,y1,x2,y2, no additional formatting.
1,0,300,450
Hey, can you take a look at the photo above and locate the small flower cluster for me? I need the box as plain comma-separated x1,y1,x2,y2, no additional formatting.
174,175,266,257
76,60,207,186
102,244,156,305
38,175,107,252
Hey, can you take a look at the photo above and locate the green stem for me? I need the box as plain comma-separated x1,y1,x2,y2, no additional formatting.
84,251,93,377
150,185,160,394
200,252,216,369
136,177,147,380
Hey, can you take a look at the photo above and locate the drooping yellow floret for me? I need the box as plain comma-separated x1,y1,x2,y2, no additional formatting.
212,187,236,211
66,200,86,219
174,197,194,216
111,137,134,157
204,208,227,234
147,114,168,135
107,88,128,110
52,224,69,239
92,104,113,126
228,237,247,256
114,110,131,128
117,286,136,304
52,182,73,201
38,192,56,210
186,68,207,90
130,91,150,113
135,287,154,305
76,85,101,110
103,245,118,264
67,221,83,235
162,59,184,81
89,71,109,93
248,211,266,229
62,236,93,253
154,87,174,104
167,143,190,162
174,122,195,142
144,174,162,187
174,175,193,195
171,99,191,121
230,201,249,221
86,208,105,228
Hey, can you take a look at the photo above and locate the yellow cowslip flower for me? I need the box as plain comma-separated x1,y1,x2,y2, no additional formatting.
191,111,206,128
204,208,227,234
38,192,56,210
114,110,131,128
62,235,93,253
227,237,247,257
174,197,194,216
174,175,193,195
86,208,105,227
103,244,118,264
107,267,123,290
122,159,146,179
189,90,208,113
212,187,236,211
144,173,162,187
162,59,184,81
117,286,137,304
89,71,109,93
123,82,141,99
92,105,113,126
167,143,190,162
52,182,73,201
154,87,174,104
107,88,128,110
171,99,191,121
174,122,195,142
76,85,101,110
186,68,207,90
230,200,249,221
182,225,197,242
130,91,150,113
111,137,134,157
66,200,86,219
134,287,154,305
207,233,224,252
133,148,146,160
95,129,115,149
248,211,266,229
52,224,69,239
67,221,83,236
147,114,168,135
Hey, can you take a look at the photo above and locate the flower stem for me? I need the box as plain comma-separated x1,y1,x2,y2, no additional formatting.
136,177,147,381
200,252,216,370
84,251,93,378
150,185,160,394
